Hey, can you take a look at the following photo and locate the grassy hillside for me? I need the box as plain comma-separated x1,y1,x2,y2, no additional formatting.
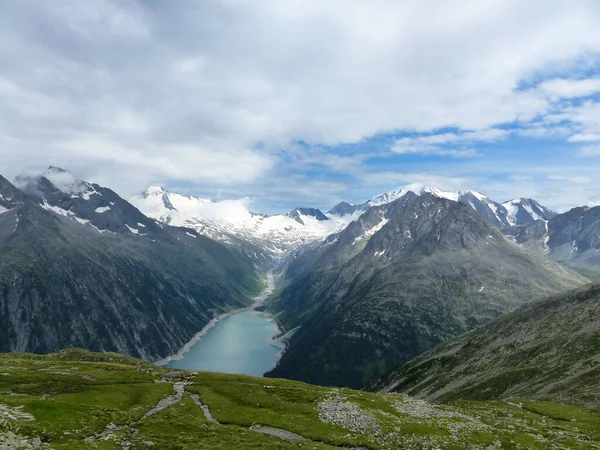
374,283,600,409
1,350,599,449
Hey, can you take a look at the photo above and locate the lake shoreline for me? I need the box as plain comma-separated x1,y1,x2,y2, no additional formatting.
154,270,283,368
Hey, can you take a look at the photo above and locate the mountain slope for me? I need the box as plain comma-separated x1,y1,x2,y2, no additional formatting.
374,283,600,408
266,193,586,388
0,172,260,360
1,349,599,449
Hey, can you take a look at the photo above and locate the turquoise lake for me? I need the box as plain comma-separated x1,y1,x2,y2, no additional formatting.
165,310,282,377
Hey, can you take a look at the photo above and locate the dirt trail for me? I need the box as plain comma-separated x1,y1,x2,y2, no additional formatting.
86,380,314,445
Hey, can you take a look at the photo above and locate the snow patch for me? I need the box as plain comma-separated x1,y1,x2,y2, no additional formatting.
468,191,487,201
95,206,111,213
353,217,389,245
126,225,140,235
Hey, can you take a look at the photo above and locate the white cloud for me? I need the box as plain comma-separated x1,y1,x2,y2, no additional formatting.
537,77,600,99
392,129,508,157
1,1,600,208
568,133,600,142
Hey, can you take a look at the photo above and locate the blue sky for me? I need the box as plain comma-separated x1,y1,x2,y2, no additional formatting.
2,0,600,214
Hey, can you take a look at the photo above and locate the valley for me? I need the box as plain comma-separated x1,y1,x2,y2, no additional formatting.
3,166,599,387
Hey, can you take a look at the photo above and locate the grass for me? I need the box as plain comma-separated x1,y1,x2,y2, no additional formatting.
1,349,600,449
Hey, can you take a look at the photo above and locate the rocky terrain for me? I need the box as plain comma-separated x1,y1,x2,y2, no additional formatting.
374,283,600,408
1,349,599,449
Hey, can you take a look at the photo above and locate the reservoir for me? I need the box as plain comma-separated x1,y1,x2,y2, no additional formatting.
164,272,282,377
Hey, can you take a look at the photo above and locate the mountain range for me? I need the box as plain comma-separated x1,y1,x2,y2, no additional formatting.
2,166,600,393
131,185,353,266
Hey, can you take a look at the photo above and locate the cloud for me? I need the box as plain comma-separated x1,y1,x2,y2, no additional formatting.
567,133,600,142
392,129,508,157
1,1,600,210
537,77,600,99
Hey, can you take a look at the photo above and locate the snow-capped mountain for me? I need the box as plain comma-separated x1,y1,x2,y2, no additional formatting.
286,208,329,225
15,167,160,236
330,184,555,229
18,168,557,267
501,198,557,226
132,186,354,260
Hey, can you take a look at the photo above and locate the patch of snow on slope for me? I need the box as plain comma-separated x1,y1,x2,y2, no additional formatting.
41,200,94,229
0,205,10,215
468,191,487,201
502,201,520,226
522,202,544,222
353,217,389,245
126,225,140,235
41,200,73,218
95,206,111,213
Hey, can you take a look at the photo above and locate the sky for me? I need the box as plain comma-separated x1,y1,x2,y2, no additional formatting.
2,1,600,214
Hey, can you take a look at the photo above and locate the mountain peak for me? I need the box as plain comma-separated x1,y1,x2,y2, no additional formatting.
327,201,359,216
0,174,25,204
286,207,329,225
421,186,461,201
41,166,89,196
46,166,69,174
501,198,556,226
141,185,169,198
